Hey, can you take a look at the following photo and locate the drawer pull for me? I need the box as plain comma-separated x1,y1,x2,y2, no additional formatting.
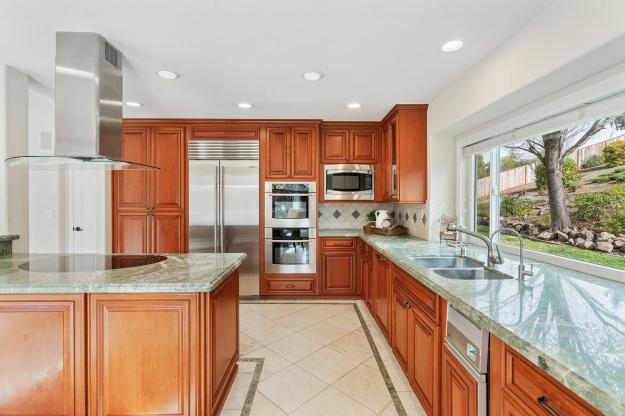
537,396,560,416
286,284,295,288
404,301,411,309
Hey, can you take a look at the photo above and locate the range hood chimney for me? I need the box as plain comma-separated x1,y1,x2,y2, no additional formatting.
6,32,157,170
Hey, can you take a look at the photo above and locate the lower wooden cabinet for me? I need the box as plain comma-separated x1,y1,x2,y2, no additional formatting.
320,238,358,295
441,343,478,416
373,251,392,338
361,242,373,309
0,294,85,416
411,305,440,416
391,283,412,372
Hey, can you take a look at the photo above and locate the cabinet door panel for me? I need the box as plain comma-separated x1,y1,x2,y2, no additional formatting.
0,294,84,416
351,129,377,163
265,128,290,178
374,253,391,338
152,127,185,210
89,294,198,416
115,128,150,210
321,129,349,163
321,251,356,295
412,307,438,415
441,344,477,416
115,213,150,253
391,286,411,372
153,212,184,253
291,127,316,179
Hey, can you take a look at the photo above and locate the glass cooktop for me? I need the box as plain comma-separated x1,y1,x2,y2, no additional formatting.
18,254,168,272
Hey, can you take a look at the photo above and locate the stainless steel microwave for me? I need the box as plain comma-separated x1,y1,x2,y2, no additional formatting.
324,164,374,200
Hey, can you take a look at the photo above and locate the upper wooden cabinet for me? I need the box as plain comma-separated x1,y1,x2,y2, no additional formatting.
381,105,428,203
320,125,379,164
263,124,319,180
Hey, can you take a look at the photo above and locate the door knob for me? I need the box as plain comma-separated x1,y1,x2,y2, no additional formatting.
73,226,83,232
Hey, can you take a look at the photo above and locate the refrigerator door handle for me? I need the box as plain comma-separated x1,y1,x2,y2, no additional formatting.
220,164,225,253
215,164,219,254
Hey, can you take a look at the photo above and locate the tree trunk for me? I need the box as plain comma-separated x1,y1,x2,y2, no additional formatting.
543,137,571,230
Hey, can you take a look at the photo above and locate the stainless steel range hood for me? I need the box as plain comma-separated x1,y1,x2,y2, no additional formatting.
6,32,157,170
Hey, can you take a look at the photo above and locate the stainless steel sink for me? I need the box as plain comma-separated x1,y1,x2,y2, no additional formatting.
408,256,484,269
433,268,512,280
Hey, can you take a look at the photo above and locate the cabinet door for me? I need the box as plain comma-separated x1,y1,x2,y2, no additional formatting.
391,285,412,372
441,344,477,416
374,252,391,339
114,128,150,210
152,127,185,210
363,248,373,310
265,127,290,178
351,129,377,163
115,212,150,253
0,294,85,416
321,129,349,163
89,293,199,416
152,212,185,253
207,271,239,413
291,127,317,179
321,251,356,295
385,118,398,201
411,306,439,416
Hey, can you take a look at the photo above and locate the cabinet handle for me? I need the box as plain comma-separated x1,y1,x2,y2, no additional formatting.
404,301,411,309
537,396,560,416
286,284,295,288
377,255,386,262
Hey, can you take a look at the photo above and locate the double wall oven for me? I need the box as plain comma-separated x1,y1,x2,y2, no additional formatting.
264,182,316,274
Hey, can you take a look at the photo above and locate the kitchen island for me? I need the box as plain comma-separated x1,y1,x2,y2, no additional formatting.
0,252,246,416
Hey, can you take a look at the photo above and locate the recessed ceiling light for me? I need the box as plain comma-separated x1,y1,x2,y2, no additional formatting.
125,101,143,108
303,71,323,81
441,40,464,52
347,102,361,109
156,70,180,80
237,102,253,109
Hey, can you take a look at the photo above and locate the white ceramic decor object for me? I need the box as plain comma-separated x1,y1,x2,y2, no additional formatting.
375,210,392,229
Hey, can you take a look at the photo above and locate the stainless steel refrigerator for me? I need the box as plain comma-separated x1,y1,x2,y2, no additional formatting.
188,140,259,298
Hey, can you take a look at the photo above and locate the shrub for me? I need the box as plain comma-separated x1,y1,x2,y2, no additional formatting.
582,154,605,169
574,185,625,232
606,212,625,234
535,159,581,193
535,213,551,227
476,202,489,219
500,195,533,219
591,168,625,183
603,141,625,168
574,192,613,221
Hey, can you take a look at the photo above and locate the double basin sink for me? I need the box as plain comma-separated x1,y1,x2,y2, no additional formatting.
407,255,512,280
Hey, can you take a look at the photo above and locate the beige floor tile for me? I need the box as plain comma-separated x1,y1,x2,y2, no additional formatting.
244,321,294,345
363,355,379,369
328,309,363,331
383,359,412,392
258,366,327,413
243,347,291,375
273,309,324,332
296,346,361,384
333,364,392,413
292,387,376,416
238,360,259,373
240,311,269,331
220,410,241,416
266,332,324,362
249,392,287,416
378,391,426,416
298,321,352,345
223,372,253,410
304,304,354,320
253,304,309,320
328,330,374,363
240,332,263,355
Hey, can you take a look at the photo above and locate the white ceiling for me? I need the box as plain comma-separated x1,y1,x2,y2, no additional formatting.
1,0,552,120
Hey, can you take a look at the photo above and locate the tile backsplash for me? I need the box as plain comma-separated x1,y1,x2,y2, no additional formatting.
319,203,427,238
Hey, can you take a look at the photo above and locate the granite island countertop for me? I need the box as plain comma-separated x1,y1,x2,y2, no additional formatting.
353,232,625,416
0,253,246,293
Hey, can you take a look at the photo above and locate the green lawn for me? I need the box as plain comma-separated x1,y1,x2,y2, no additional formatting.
472,225,625,271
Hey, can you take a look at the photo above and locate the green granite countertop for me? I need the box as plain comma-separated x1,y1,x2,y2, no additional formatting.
0,253,246,293
358,233,625,416
319,228,362,237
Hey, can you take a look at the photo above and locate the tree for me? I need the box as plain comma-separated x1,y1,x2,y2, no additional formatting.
508,115,625,230
476,154,490,179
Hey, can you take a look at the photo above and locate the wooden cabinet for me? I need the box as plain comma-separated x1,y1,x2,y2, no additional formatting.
113,125,187,254
320,238,357,295
321,126,378,164
391,284,412,371
373,250,392,339
0,294,85,416
411,305,440,416
264,124,318,180
490,336,601,416
381,105,428,202
88,293,199,416
441,344,478,416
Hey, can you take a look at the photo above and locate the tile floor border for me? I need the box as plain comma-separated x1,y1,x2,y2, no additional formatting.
238,301,408,416
238,358,265,416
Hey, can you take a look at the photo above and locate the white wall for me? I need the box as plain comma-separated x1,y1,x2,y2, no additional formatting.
424,0,625,240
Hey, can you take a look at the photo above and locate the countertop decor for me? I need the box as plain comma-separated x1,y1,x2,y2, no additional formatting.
0,253,247,293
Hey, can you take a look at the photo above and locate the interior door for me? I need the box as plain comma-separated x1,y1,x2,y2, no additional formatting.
69,169,105,253
188,160,219,253
221,160,259,297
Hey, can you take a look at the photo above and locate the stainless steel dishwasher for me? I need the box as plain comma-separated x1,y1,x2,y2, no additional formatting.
445,305,490,416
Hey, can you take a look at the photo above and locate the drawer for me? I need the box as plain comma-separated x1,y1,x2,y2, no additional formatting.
321,237,356,250
265,279,316,295
498,340,600,416
393,265,440,323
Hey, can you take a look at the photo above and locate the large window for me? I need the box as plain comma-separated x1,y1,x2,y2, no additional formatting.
472,112,625,272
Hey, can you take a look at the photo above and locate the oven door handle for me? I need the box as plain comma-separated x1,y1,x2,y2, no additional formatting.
267,239,314,243
267,193,312,197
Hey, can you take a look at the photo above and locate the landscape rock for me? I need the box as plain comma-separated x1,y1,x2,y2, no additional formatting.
580,229,595,242
574,238,586,248
597,232,616,242
596,241,614,253
567,238,575,245
583,241,596,250
569,227,581,239
562,227,573,235
614,238,625,249
528,226,540,236
538,231,555,241
556,231,569,242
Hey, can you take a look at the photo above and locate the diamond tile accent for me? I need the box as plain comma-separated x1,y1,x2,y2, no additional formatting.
333,210,342,219
422,213,427,225
413,213,417,223
404,212,409,221
390,210,395,218
319,211,323,217
351,210,361,219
